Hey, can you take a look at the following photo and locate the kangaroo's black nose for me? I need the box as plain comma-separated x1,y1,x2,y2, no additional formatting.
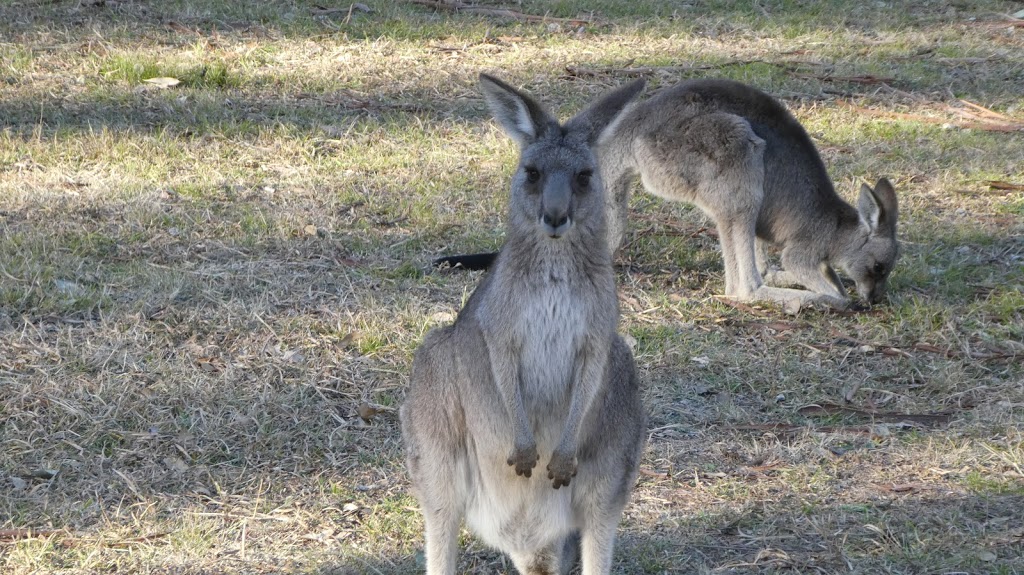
542,212,569,228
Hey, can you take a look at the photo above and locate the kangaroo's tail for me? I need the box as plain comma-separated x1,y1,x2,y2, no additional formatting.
432,252,498,271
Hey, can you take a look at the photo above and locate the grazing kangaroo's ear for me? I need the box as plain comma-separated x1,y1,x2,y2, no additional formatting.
479,73,558,147
858,178,898,235
564,79,646,145
872,177,898,234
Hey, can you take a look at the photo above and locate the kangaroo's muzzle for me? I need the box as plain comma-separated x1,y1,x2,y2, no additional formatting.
540,177,573,238
541,210,572,238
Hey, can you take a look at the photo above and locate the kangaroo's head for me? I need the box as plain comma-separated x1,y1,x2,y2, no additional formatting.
479,74,644,242
837,178,899,304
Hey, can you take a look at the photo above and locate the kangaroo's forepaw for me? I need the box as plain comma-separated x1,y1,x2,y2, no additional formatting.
546,451,578,489
507,444,539,478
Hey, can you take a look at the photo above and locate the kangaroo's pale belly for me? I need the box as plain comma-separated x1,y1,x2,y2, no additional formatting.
464,280,589,553
464,455,575,554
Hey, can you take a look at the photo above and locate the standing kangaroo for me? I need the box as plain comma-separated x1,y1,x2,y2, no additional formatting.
435,79,899,311
400,74,646,575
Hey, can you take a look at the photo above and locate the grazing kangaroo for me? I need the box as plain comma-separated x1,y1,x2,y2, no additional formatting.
435,79,900,311
400,74,647,575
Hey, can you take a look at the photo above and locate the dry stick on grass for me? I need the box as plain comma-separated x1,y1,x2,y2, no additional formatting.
972,18,1024,28
406,0,593,25
0,529,170,548
983,180,1024,191
565,59,774,78
0,528,64,542
712,296,775,317
814,330,1013,361
838,100,1024,132
565,59,892,82
786,72,894,84
796,401,955,427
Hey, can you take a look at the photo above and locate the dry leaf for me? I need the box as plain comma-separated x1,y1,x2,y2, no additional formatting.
163,456,189,474
196,357,220,373
30,469,58,480
357,402,378,422
143,77,181,88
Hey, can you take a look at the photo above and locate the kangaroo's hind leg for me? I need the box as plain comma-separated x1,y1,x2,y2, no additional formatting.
402,423,463,574
401,330,469,575
402,419,464,574
633,112,767,300
419,490,462,575
715,206,763,300
704,118,767,300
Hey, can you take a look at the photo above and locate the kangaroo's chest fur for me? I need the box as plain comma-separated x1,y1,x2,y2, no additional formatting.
476,240,616,432
468,248,613,551
517,266,590,411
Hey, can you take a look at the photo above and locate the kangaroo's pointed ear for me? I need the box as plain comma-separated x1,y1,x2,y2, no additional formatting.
858,177,898,236
479,73,558,147
565,79,645,145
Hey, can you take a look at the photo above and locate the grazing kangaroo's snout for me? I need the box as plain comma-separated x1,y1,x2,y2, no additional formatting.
867,283,885,304
861,270,888,304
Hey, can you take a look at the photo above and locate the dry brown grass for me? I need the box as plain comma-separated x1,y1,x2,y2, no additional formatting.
2,1,1023,573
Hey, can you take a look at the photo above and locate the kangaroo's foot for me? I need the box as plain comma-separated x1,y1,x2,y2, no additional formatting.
750,286,849,314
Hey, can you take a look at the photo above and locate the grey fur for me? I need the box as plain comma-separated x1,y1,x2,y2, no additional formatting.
400,75,647,575
601,78,900,310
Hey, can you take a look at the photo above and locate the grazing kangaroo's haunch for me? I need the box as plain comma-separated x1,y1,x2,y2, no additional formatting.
435,79,900,310
401,74,646,575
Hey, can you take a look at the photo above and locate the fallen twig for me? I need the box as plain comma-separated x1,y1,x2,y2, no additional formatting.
407,0,592,25
839,100,1024,132
63,532,172,548
971,18,1024,28
0,528,63,542
727,319,808,333
639,467,670,479
787,72,894,84
958,99,1017,121
0,528,171,548
564,59,771,78
311,3,372,17
983,180,1024,192
713,296,775,317
726,423,872,435
797,401,954,426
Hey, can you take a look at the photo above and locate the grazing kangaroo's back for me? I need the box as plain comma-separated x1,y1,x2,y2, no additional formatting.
400,75,646,575
601,78,899,310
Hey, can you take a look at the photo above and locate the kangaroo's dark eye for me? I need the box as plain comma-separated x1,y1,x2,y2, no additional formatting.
575,170,592,189
873,262,886,276
524,167,540,183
